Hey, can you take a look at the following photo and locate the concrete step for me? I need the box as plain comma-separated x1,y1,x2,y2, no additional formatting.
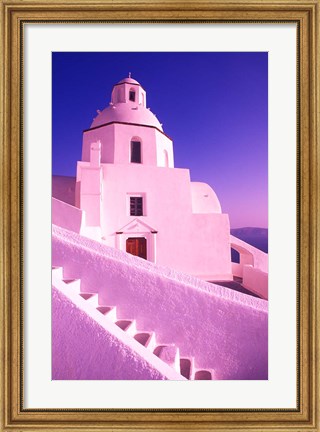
115,319,137,336
54,269,213,380
180,357,195,380
79,292,98,307
153,345,180,373
52,266,63,278
62,278,80,292
134,332,157,351
96,305,117,321
194,369,214,380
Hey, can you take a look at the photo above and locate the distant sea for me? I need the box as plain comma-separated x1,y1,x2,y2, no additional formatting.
230,227,268,262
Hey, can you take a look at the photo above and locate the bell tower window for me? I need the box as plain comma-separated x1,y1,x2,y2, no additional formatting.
129,90,136,102
131,140,141,163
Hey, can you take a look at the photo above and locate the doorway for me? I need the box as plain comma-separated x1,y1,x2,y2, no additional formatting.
126,237,147,259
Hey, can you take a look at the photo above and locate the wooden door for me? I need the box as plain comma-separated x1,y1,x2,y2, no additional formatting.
126,237,147,259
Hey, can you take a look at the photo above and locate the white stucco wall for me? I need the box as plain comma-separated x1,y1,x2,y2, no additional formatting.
52,224,268,380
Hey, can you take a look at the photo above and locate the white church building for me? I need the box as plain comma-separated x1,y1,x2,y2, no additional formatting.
74,76,233,280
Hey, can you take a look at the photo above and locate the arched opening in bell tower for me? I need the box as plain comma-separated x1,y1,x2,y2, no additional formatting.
129,88,136,102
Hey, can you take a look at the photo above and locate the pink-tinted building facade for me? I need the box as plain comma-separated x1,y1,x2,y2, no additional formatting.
75,77,232,280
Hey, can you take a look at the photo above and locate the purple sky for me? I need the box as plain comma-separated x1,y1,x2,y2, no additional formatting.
52,52,268,228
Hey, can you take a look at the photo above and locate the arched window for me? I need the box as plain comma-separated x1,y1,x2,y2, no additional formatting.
129,88,136,102
131,139,141,163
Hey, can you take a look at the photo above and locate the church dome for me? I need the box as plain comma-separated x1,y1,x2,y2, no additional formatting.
90,104,163,131
117,77,140,85
90,76,163,132
191,182,222,214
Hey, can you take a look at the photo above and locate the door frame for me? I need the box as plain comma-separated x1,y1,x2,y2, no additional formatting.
126,236,147,260
116,230,157,263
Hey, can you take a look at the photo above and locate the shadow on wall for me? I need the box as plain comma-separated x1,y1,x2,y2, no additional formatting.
52,175,76,206
231,248,240,263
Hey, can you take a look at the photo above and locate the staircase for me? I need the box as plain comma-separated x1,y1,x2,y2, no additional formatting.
52,266,215,380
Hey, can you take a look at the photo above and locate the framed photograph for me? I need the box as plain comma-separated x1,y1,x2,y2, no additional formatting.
51,50,269,385
1,1,319,431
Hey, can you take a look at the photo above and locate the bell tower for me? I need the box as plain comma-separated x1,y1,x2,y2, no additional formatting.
111,74,147,107
80,75,174,168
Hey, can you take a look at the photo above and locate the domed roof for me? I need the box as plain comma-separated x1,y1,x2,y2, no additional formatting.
90,104,163,131
117,77,140,85
191,182,222,214
90,76,163,131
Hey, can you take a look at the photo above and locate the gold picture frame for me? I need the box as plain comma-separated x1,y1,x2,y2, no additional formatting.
1,0,319,430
